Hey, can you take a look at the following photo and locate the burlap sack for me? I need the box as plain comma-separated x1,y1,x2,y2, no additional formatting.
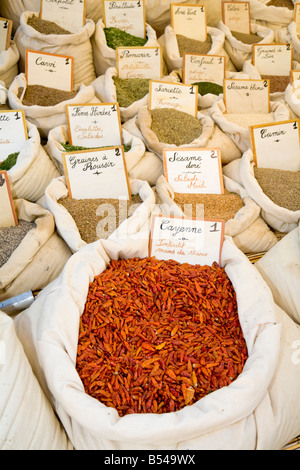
246,0,294,31
0,41,19,89
14,11,96,87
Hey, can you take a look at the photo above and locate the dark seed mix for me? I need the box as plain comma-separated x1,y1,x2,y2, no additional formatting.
18,85,77,107
176,34,212,56
266,0,294,10
230,30,260,45
260,75,290,93
254,167,300,211
27,16,71,35
0,220,36,268
150,108,203,146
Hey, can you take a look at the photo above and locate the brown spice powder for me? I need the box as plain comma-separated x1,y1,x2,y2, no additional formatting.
18,85,77,107
261,75,291,93
27,16,71,35
266,0,294,10
176,34,212,56
231,30,260,45
254,167,300,211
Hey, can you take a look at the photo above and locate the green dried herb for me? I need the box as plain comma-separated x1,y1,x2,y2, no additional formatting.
104,27,147,50
62,142,131,153
150,108,203,146
0,152,20,171
192,81,223,96
113,76,150,107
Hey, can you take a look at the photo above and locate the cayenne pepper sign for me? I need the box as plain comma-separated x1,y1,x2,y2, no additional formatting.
0,171,18,228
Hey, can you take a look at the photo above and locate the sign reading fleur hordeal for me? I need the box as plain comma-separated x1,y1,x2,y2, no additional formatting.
0,109,28,160
170,3,207,41
39,0,86,33
103,0,146,38
26,50,74,92
0,171,18,228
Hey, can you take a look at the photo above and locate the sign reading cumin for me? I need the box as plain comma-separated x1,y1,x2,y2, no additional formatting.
116,46,163,79
224,78,270,114
252,43,293,76
0,171,18,228
250,119,300,171
149,80,198,116
150,214,224,266
65,103,123,148
0,110,28,160
25,50,74,91
222,1,251,34
163,147,224,194
39,0,86,33
103,0,146,38
62,146,131,199
183,54,225,86
170,3,207,41
0,17,12,53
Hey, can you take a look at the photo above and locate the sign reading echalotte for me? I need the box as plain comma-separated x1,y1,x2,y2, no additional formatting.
116,46,163,79
183,54,225,86
0,17,12,53
149,80,198,116
39,0,86,33
252,43,293,76
0,171,18,228
222,1,251,34
62,146,131,199
170,3,207,41
0,109,28,160
103,0,146,39
149,214,224,266
250,119,300,171
66,103,123,148
163,147,224,194
224,78,270,114
26,50,74,92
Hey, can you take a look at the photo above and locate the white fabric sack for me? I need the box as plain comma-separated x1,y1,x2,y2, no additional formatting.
14,11,96,86
246,0,294,30
0,311,73,450
12,234,300,449
285,79,300,118
0,80,7,105
0,199,72,301
8,73,101,139
0,41,19,89
275,22,300,63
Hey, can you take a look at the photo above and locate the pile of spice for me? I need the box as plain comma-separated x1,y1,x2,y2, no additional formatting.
230,30,260,45
176,34,212,56
113,76,150,108
76,257,248,416
61,143,131,153
0,220,35,268
260,75,290,93
266,0,294,9
192,81,223,96
224,113,274,128
18,85,77,107
0,152,19,171
58,195,143,243
27,16,71,35
104,27,147,50
150,108,203,146
253,167,300,211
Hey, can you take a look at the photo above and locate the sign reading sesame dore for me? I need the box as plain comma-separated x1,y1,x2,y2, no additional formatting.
103,0,146,39
39,0,86,33
224,78,270,114
149,80,198,116
183,54,225,86
116,46,163,79
250,119,300,171
149,214,224,266
0,171,18,227
0,109,28,160
170,3,207,41
222,1,251,34
163,147,224,194
252,43,293,76
0,17,12,53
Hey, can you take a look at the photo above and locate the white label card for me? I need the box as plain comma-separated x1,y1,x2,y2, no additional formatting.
253,43,293,76
163,147,224,194
183,54,225,86
66,103,123,148
116,46,163,79
224,79,270,114
62,146,131,199
40,0,86,34
0,171,18,227
26,50,73,91
291,69,300,83
150,215,224,266
0,110,28,160
250,119,300,171
149,80,198,116
170,3,207,42
295,4,300,35
0,18,12,53
222,1,251,34
103,0,146,38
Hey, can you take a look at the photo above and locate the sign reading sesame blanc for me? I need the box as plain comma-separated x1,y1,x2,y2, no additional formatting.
150,214,224,266
252,43,293,76
149,80,198,116
0,110,28,160
0,17,12,53
170,3,207,42
66,103,123,148
183,54,225,86
39,0,86,33
116,46,163,79
222,1,251,34
103,0,146,38
250,119,300,171
163,147,224,194
26,50,74,91
62,146,131,199
0,171,18,228
224,78,270,114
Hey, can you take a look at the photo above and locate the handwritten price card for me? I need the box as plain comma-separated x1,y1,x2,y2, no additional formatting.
40,0,86,33
170,3,207,42
163,147,224,194
291,70,300,83
0,110,28,160
66,103,123,148
222,2,251,34
250,119,300,171
116,46,163,79
0,18,12,53
149,81,198,116
0,171,18,228
183,54,225,86
224,79,270,114
26,50,73,92
62,146,131,199
103,0,146,39
150,214,224,266
253,44,293,76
